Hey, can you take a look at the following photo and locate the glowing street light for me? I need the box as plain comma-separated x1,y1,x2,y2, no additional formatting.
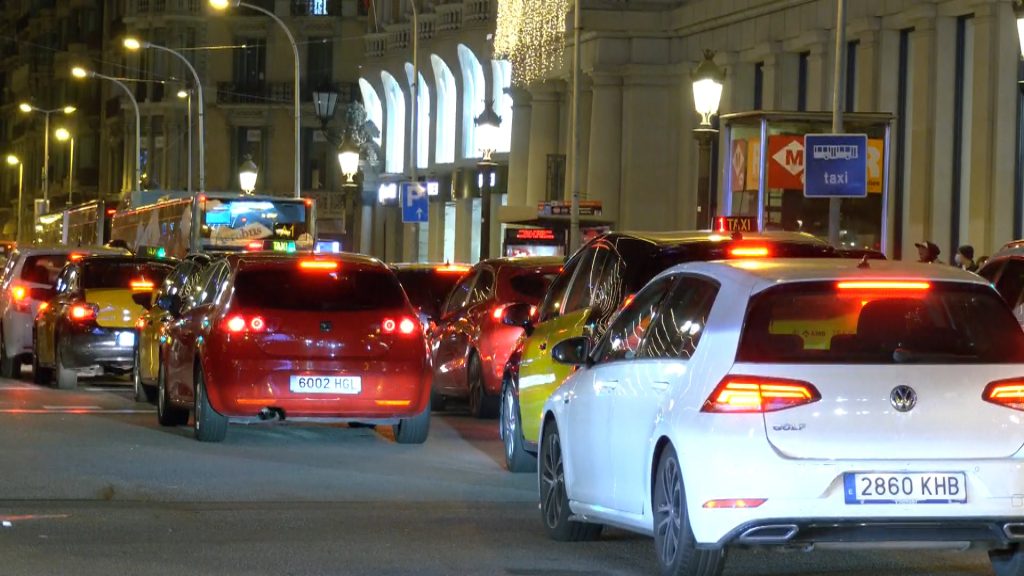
18,102,76,201
239,156,258,194
337,135,360,185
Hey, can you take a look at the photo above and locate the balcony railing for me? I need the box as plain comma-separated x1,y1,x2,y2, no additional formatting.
364,0,492,58
126,0,200,16
290,0,342,16
217,82,295,105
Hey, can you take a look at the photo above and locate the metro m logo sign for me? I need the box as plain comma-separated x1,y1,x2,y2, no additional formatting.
767,135,805,190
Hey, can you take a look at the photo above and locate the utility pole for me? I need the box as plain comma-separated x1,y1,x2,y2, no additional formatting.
827,0,847,246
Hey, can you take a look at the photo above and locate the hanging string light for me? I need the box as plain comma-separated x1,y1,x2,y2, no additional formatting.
494,0,570,86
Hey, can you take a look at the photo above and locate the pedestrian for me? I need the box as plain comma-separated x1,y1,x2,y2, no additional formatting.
915,241,941,264
954,245,978,272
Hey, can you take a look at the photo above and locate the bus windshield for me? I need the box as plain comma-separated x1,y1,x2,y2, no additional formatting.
200,198,312,249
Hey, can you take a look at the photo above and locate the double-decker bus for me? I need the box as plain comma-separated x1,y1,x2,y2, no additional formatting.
34,200,118,246
109,193,315,259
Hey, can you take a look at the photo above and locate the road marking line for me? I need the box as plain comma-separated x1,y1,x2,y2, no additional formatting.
0,408,155,414
0,385,40,390
42,405,103,410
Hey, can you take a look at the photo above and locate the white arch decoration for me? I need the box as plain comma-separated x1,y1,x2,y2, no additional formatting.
404,63,430,170
381,71,406,174
457,44,485,159
357,78,384,147
430,55,457,164
491,60,513,153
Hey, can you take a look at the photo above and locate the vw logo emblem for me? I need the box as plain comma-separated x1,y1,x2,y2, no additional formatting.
890,385,917,412
320,321,332,333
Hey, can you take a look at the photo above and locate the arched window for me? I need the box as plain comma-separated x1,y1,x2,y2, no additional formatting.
404,63,430,170
381,71,405,174
491,60,513,153
431,55,457,164
357,78,384,147
457,44,485,159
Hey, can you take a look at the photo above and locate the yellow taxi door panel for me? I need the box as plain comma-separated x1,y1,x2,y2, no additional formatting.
85,289,144,329
518,307,591,444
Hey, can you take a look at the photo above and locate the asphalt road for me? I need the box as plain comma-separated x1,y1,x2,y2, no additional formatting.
0,377,1000,575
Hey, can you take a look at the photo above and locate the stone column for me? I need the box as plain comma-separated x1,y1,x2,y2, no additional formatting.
586,73,622,226
525,86,562,205
761,49,799,111
619,72,679,230
506,87,532,207
455,197,474,262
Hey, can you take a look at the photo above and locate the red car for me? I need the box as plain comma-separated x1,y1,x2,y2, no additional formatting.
430,257,561,418
156,253,432,443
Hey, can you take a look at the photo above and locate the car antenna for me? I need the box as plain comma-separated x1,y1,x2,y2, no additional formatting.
857,255,871,269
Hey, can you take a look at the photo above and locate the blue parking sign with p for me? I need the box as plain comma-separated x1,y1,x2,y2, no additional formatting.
401,182,429,223
803,134,868,198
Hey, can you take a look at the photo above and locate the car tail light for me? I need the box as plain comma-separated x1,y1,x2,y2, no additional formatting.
246,241,264,251
702,375,821,413
382,316,418,335
10,284,26,302
436,264,470,274
836,280,930,291
983,379,1024,411
728,245,770,258
299,260,339,271
703,499,767,509
223,314,266,334
130,279,155,291
67,303,97,323
38,302,48,313
68,253,85,262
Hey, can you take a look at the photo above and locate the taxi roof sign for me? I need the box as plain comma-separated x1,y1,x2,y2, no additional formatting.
714,216,757,233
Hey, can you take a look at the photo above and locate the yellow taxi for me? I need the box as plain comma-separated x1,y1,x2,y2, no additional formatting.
498,231,841,472
33,255,175,390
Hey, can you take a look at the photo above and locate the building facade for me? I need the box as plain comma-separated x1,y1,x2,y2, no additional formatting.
359,0,1024,263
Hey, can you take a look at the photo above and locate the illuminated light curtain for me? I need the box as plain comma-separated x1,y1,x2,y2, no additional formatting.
405,63,430,170
491,60,513,153
381,71,406,174
457,44,485,159
494,0,570,86
358,78,384,147
431,55,457,164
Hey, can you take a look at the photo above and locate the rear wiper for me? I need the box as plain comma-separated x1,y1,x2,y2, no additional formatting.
892,347,975,363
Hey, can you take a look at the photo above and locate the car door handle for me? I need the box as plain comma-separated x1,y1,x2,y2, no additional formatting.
651,381,670,391
596,380,618,391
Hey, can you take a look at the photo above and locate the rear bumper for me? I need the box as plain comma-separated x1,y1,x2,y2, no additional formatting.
718,517,1024,550
61,326,136,371
205,358,432,419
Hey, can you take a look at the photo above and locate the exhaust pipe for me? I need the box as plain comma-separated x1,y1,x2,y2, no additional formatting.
258,407,280,421
739,524,799,544
1004,523,1024,539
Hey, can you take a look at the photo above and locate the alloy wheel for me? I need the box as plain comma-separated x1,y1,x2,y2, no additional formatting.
540,429,564,529
503,387,517,461
655,454,684,567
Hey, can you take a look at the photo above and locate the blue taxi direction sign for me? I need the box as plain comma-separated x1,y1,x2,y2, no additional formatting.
803,134,868,198
401,181,428,223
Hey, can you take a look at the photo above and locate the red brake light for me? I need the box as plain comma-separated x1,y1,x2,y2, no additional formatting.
249,316,266,332
10,285,26,301
69,253,85,261
38,301,48,312
399,317,416,334
246,241,264,251
702,375,820,413
299,260,339,271
382,317,418,335
130,279,155,291
106,208,117,216
223,315,266,334
225,315,247,333
492,304,508,321
382,318,396,333
728,245,770,258
436,264,470,274
68,303,96,322
983,379,1024,411
836,280,931,291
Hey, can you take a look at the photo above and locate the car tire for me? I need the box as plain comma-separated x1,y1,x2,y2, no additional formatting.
991,545,1024,576
539,420,602,542
157,359,188,427
653,445,725,576
467,352,499,419
502,381,537,473
31,351,51,385
54,339,77,391
1,323,16,379
393,402,430,444
133,346,156,404
193,365,228,443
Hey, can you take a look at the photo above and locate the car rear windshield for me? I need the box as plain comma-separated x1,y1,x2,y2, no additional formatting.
737,281,1024,364
20,255,70,286
393,269,464,318
81,261,175,290
235,267,408,312
506,270,559,302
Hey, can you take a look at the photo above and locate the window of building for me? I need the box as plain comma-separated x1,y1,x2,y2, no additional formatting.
431,55,457,164
457,44,485,158
797,52,809,112
753,62,764,109
951,16,974,254
233,37,266,91
846,40,859,112
306,37,333,94
404,63,430,170
381,71,406,174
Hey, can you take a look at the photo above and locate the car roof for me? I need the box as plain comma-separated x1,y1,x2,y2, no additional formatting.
14,245,128,257
75,254,176,265
608,230,828,247
231,251,385,269
389,262,471,271
991,240,1024,260
478,256,564,269
671,258,989,293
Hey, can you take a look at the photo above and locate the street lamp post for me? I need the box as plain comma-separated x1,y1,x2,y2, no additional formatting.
18,103,75,202
337,136,360,235
124,38,206,193
475,100,501,259
209,0,301,199
54,128,75,204
239,156,258,194
6,155,23,242
72,66,142,197
691,50,725,230
178,90,193,194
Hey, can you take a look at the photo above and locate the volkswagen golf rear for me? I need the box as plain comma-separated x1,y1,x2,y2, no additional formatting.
160,254,432,443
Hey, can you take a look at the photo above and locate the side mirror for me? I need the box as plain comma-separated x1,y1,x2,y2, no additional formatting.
132,291,154,310
501,302,535,336
157,293,183,317
551,336,590,366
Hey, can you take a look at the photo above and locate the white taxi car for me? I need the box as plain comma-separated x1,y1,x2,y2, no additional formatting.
539,258,1024,576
